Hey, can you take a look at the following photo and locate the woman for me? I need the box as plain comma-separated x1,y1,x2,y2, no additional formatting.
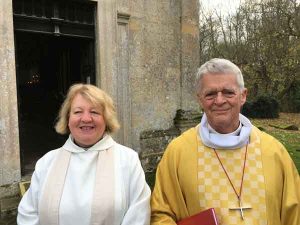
17,84,151,225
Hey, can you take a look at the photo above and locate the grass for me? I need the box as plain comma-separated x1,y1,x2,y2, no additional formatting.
146,113,300,188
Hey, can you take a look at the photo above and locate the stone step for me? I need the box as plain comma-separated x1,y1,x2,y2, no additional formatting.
0,179,31,225
0,214,17,225
0,196,20,224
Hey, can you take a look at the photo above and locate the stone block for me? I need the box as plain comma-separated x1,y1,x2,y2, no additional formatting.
140,127,180,172
0,184,19,200
0,196,19,221
0,214,16,225
174,109,202,132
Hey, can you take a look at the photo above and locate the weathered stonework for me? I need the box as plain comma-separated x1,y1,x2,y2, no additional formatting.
94,0,200,153
127,0,200,152
140,109,202,172
0,0,200,205
181,0,201,111
0,0,21,189
174,109,203,133
140,127,181,172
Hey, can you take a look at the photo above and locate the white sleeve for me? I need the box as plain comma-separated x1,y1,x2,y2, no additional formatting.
17,150,56,225
17,167,41,225
121,154,151,225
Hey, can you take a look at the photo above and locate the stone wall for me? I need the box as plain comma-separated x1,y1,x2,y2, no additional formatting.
140,127,181,173
140,110,202,173
0,0,21,188
116,0,200,152
97,0,200,153
180,0,200,111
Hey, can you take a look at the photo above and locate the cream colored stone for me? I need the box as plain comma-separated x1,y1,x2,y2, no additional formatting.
0,0,21,187
0,0,199,192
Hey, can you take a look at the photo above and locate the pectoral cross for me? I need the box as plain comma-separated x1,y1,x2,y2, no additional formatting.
213,145,252,220
229,200,252,220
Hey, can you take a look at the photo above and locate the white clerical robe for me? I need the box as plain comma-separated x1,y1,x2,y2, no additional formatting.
17,135,151,225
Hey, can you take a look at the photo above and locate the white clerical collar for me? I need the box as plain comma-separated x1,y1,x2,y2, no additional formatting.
199,113,252,150
207,121,242,136
63,133,115,153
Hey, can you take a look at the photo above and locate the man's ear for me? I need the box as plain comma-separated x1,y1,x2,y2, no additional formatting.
196,93,203,108
241,88,248,105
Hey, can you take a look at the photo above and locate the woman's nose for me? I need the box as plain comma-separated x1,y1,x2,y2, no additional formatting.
81,112,92,121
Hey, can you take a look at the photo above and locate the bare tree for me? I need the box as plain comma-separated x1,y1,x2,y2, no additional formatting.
199,0,300,111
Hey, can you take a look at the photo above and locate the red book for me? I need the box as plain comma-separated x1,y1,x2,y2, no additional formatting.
177,208,219,225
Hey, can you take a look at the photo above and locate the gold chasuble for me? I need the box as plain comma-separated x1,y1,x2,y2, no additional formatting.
197,129,267,224
151,126,300,225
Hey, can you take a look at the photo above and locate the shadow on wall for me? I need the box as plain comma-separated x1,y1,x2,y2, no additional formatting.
140,109,202,189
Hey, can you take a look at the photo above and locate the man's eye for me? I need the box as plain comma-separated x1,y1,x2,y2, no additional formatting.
223,90,235,97
205,92,217,99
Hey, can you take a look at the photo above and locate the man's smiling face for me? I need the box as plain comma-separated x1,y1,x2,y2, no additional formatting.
198,73,247,134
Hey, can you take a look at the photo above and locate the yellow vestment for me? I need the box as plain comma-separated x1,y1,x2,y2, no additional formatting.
151,126,300,225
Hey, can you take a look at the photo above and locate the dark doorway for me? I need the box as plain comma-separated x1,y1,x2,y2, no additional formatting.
13,0,96,175
15,32,95,175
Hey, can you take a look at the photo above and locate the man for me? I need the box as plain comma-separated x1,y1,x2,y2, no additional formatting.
151,58,300,225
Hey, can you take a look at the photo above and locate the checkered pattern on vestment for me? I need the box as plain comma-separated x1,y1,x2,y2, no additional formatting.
197,132,267,225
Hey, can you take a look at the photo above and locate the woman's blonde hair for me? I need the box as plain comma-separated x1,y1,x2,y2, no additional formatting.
55,83,120,134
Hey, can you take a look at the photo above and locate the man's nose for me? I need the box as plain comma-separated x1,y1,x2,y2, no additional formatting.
214,92,226,104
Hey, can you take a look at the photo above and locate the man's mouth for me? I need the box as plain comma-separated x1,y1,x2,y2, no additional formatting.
213,108,229,113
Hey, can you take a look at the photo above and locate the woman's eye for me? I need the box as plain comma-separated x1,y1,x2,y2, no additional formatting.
91,111,100,115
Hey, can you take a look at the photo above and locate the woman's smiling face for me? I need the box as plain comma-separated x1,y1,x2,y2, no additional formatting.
68,93,106,147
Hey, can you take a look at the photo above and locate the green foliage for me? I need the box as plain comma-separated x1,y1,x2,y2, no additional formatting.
280,80,300,112
242,95,279,118
294,84,300,112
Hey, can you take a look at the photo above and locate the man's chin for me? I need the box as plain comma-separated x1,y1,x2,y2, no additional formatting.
210,117,231,128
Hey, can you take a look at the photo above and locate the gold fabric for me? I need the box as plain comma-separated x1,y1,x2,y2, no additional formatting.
197,128,267,224
151,126,300,225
